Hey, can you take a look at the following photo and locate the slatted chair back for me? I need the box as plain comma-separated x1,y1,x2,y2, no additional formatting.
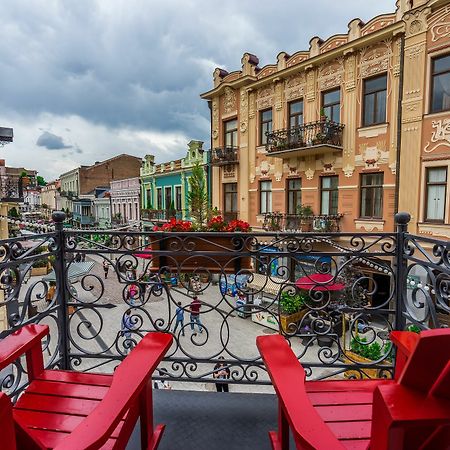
0,393,17,450
395,329,450,394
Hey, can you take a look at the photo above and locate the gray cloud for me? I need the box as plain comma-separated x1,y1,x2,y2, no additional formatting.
1,0,394,178
36,131,72,150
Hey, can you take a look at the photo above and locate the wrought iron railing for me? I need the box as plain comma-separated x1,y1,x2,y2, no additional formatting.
263,212,342,232
0,212,448,399
141,209,185,222
211,147,239,165
266,121,344,154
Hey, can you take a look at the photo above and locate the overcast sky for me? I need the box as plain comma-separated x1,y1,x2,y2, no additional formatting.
1,0,395,180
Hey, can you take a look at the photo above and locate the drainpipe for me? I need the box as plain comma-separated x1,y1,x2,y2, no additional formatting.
394,33,405,215
207,100,213,209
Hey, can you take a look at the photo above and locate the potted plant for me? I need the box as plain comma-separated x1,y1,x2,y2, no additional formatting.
344,336,392,379
319,108,327,122
297,204,314,231
279,291,308,334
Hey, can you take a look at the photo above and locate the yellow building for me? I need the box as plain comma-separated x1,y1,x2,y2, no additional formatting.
201,0,450,237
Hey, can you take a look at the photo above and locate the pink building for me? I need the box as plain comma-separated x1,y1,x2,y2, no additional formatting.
110,177,140,225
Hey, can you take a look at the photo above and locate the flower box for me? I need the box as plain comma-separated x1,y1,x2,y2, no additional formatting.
31,266,49,276
279,308,307,334
149,234,253,274
343,350,391,380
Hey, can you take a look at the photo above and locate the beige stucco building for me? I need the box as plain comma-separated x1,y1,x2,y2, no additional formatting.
201,0,450,238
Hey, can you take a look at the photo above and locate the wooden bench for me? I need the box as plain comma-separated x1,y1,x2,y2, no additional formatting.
257,330,450,450
0,324,173,449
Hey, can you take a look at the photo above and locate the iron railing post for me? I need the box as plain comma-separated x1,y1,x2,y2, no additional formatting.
52,211,70,369
394,212,411,331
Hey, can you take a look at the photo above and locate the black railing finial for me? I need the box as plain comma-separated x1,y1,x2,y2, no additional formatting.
394,212,411,226
52,210,66,224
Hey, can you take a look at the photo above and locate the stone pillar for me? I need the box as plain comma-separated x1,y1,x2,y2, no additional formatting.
239,88,250,221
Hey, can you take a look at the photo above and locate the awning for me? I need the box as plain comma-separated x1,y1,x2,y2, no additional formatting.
295,273,345,292
42,261,94,282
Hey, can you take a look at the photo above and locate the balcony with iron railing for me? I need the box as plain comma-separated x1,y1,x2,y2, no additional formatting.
263,212,343,232
266,120,344,157
211,146,239,166
0,211,448,449
141,208,185,222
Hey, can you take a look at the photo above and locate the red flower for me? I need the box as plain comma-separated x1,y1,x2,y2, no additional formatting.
153,218,193,232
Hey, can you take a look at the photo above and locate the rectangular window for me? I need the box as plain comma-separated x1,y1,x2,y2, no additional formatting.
425,167,447,222
164,186,172,210
322,88,340,123
146,189,151,208
260,180,272,214
224,119,238,148
224,183,238,214
260,109,273,145
156,188,162,210
287,178,302,214
430,54,450,113
363,74,387,126
360,173,384,218
321,176,339,215
175,186,182,211
289,100,303,128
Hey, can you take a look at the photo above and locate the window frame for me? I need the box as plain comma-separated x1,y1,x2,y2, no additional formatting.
286,178,302,215
224,183,238,214
320,176,339,215
362,73,388,127
259,108,273,146
288,100,304,129
156,187,162,210
321,88,341,123
430,54,450,114
359,173,384,219
175,185,182,211
259,180,272,214
164,186,172,210
424,166,447,223
224,118,238,148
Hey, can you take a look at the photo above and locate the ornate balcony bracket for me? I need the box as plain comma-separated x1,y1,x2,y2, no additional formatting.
266,121,344,157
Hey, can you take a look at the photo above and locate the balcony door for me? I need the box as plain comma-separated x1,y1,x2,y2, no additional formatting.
224,119,238,149
287,178,302,214
165,186,172,211
224,183,238,221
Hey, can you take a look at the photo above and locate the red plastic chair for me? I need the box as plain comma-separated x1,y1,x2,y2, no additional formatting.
0,324,173,449
257,329,450,450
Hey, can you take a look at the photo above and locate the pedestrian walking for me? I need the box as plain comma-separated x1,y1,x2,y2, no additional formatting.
189,296,203,333
173,301,185,336
127,283,139,306
213,356,230,392
103,260,109,279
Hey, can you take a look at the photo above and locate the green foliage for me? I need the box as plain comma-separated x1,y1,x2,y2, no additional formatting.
279,291,306,315
20,171,28,178
407,324,421,333
8,207,19,218
187,162,208,226
296,204,313,216
350,336,387,361
37,176,47,186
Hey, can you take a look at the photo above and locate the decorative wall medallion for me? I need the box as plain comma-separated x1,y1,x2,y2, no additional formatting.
212,130,219,140
389,162,396,175
223,87,237,114
404,6,431,37
240,122,247,132
285,74,306,100
362,146,382,169
223,164,236,178
409,20,422,35
275,172,282,182
343,164,354,178
260,160,270,176
305,168,315,180
424,119,450,153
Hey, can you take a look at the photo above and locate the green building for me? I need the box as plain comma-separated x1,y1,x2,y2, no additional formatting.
140,140,209,230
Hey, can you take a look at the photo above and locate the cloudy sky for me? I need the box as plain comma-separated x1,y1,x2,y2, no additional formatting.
1,0,395,180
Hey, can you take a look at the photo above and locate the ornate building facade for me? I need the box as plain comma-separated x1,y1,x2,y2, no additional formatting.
201,0,450,237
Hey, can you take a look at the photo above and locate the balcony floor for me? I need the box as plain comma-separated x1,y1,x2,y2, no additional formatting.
127,389,278,450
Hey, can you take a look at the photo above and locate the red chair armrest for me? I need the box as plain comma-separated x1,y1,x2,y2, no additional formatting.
257,335,344,450
0,325,48,380
390,331,419,380
0,393,17,450
54,332,173,450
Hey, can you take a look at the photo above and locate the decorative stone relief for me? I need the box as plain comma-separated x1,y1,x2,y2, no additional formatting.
359,43,391,78
404,6,431,37
393,38,401,77
305,167,315,180
345,54,356,91
240,90,248,133
285,74,306,100
249,92,256,119
275,81,283,111
256,86,274,110
223,87,237,114
306,70,315,101
343,164,355,178
318,59,344,91
355,141,389,169
406,43,425,61
389,162,397,175
212,99,219,142
430,6,450,42
275,172,282,182
424,119,450,153
260,160,270,176
223,164,236,178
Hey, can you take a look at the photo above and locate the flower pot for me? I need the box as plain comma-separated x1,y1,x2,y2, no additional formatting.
150,234,253,274
280,308,307,334
343,350,391,380
31,266,49,276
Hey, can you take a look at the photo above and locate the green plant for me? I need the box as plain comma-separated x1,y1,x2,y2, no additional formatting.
297,204,313,216
20,171,28,178
407,324,421,333
37,176,47,186
187,162,208,226
8,207,19,218
350,336,383,361
279,291,306,315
